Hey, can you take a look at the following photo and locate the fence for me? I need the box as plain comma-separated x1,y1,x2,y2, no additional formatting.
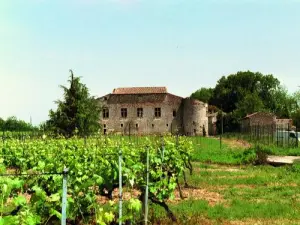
228,123,300,148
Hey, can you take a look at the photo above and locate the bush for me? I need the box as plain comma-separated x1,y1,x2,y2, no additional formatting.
240,148,257,164
288,162,300,173
254,145,272,165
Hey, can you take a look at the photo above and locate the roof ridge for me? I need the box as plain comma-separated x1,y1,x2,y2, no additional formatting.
112,87,167,95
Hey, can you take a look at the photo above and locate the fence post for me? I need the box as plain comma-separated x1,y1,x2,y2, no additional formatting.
272,124,274,144
144,146,149,225
61,166,68,225
288,123,290,148
220,111,223,150
276,125,279,147
296,125,299,148
118,149,123,225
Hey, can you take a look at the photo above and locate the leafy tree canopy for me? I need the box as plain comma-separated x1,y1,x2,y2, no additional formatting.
0,116,37,132
210,71,281,114
190,87,213,103
292,90,300,126
191,71,299,130
46,70,101,137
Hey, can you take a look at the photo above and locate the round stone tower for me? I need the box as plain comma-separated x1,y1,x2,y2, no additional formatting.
183,98,208,136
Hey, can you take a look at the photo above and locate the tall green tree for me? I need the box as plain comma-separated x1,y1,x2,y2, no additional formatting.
292,90,300,126
272,87,298,118
190,87,213,103
234,93,266,118
46,70,101,137
210,71,280,113
191,70,299,132
0,116,36,131
0,117,4,130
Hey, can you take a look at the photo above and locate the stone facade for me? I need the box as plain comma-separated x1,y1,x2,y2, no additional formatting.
242,112,276,128
241,112,293,132
208,112,218,136
97,87,208,136
276,119,293,130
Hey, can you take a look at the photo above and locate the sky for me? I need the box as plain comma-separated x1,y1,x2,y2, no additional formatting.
1,0,300,125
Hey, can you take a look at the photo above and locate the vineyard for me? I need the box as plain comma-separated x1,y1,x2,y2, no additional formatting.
0,135,194,224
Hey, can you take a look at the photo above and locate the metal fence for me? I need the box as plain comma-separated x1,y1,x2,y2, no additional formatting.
224,124,300,148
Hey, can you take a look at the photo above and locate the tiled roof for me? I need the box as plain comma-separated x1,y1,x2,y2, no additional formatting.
244,112,258,118
244,112,275,119
112,87,167,95
276,119,292,124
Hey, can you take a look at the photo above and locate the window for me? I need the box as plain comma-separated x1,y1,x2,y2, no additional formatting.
103,124,106,128
173,110,177,117
166,124,169,127
103,108,109,119
136,123,139,128
121,124,124,128
152,124,154,128
137,108,143,118
121,108,127,118
155,108,161,118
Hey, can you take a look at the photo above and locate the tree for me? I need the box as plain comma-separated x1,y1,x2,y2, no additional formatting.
292,90,300,126
210,71,281,113
190,88,213,103
234,93,265,118
294,90,300,107
272,87,298,118
46,70,101,137
292,110,300,127
0,117,4,130
0,116,36,132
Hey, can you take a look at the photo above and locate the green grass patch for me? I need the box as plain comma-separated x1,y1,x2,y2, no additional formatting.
153,163,300,224
191,137,256,165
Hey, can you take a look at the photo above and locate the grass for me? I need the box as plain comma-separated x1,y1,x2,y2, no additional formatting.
190,137,256,165
142,136,300,224
255,144,300,156
150,162,300,224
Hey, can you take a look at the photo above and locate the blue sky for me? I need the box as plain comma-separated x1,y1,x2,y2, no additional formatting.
1,0,300,125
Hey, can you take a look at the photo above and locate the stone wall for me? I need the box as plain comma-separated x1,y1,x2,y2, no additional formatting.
183,98,208,136
98,92,208,136
241,112,276,133
99,93,183,135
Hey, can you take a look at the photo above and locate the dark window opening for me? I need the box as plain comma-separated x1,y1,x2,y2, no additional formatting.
194,129,197,134
137,108,143,118
121,124,123,128
173,110,176,117
166,124,169,127
103,124,106,128
121,108,127,118
104,129,107,135
155,108,161,118
103,108,109,119
136,124,139,128
152,124,154,128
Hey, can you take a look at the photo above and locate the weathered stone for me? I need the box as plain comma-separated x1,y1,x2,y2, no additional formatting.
97,87,208,136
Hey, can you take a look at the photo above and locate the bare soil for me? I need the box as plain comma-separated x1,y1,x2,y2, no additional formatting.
170,188,224,206
223,139,252,149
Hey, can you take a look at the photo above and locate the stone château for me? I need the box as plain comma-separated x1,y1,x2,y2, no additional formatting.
97,87,208,136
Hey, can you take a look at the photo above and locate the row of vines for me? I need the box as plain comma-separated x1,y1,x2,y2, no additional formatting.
0,136,194,224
